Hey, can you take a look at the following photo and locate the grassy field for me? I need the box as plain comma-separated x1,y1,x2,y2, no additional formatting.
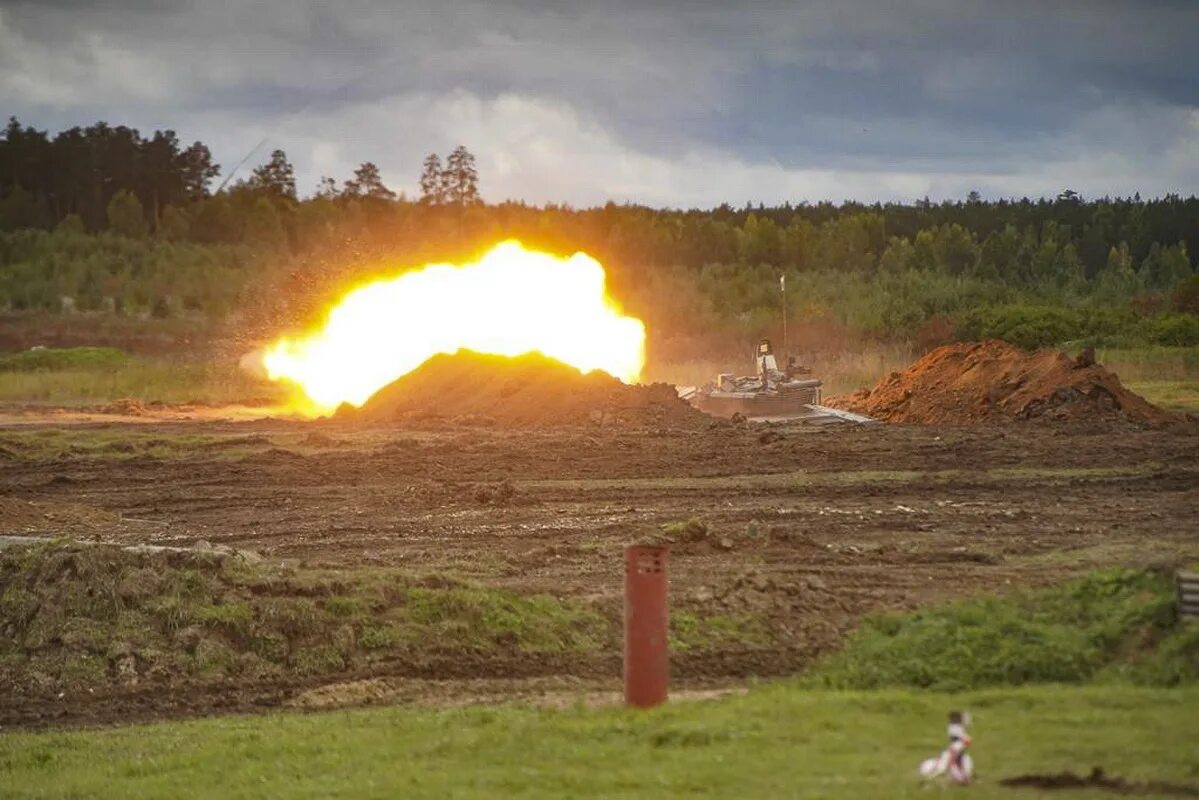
1098,346,1199,412
2,684,1197,799
1,344,1197,411
0,347,281,406
1124,380,1199,412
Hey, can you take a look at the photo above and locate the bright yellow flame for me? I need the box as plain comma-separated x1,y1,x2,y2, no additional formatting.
261,240,646,413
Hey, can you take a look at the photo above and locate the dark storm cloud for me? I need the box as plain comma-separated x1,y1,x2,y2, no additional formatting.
1,0,1197,205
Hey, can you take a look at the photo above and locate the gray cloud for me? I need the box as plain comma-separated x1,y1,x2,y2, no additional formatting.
1,0,1197,205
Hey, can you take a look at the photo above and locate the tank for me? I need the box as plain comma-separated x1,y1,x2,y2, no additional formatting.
686,339,823,418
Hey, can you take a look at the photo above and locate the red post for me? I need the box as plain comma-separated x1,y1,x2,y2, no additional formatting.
624,544,669,708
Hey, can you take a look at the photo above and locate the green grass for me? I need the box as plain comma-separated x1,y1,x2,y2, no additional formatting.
670,610,771,652
0,347,281,406
1126,380,1199,412
802,569,1199,691
1,684,1196,799
0,346,129,372
1085,345,1199,412
1095,345,1199,382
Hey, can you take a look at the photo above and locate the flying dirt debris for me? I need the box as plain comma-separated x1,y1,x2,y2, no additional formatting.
680,339,875,425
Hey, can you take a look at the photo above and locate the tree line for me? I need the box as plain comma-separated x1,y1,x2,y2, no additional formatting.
2,117,1199,351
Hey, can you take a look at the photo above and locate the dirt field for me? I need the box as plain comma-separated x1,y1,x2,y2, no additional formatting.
1,409,1196,727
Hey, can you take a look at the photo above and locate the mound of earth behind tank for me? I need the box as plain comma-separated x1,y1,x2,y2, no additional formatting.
340,349,704,427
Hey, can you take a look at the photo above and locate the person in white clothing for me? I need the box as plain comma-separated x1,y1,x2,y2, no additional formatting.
919,710,974,785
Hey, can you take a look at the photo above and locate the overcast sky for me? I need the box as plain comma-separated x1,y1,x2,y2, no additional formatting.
2,0,1197,207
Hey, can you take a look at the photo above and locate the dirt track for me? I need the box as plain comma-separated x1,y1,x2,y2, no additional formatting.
1,412,1197,725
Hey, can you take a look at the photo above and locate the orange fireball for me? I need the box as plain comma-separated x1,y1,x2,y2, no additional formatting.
261,240,646,413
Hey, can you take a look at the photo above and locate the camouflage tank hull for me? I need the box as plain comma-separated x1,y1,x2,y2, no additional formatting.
691,378,822,418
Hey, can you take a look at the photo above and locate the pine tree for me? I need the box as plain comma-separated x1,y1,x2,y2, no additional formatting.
443,145,479,205
343,162,395,200
419,153,445,204
106,190,148,237
247,149,296,199
314,176,339,199
1096,242,1141,301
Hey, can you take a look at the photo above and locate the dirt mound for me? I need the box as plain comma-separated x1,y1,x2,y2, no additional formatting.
348,350,703,427
828,340,1181,426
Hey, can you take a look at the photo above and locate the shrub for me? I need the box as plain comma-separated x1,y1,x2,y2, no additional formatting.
958,305,1078,349
1149,313,1199,346
802,569,1196,691
1172,276,1199,314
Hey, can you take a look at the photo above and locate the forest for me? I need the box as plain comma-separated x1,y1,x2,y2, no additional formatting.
2,116,1198,355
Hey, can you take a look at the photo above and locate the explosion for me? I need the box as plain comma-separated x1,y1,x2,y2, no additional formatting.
261,240,646,413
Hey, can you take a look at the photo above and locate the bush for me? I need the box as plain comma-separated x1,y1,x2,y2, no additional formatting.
1148,313,1199,346
106,191,149,238
958,305,1080,349
802,569,1196,691
1171,276,1199,314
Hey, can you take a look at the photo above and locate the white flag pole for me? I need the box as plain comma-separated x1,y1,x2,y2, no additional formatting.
780,273,787,360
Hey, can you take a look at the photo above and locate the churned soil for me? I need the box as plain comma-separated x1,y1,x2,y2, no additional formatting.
347,350,703,428
828,340,1183,426
1,411,1196,728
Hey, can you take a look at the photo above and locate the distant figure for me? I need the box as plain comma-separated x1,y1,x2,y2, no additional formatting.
919,710,974,785
1075,346,1096,368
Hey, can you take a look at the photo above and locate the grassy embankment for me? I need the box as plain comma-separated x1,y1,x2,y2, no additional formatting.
0,543,605,690
2,549,1197,797
0,542,763,693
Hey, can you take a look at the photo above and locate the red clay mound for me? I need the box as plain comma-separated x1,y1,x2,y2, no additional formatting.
828,339,1181,426
347,350,703,427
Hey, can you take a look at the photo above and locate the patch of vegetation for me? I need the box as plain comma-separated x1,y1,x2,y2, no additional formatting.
1126,380,1199,412
0,542,608,692
802,569,1199,691
660,518,708,541
670,611,771,652
1,684,1197,799
404,586,602,652
0,429,272,462
0,354,282,406
0,347,129,372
